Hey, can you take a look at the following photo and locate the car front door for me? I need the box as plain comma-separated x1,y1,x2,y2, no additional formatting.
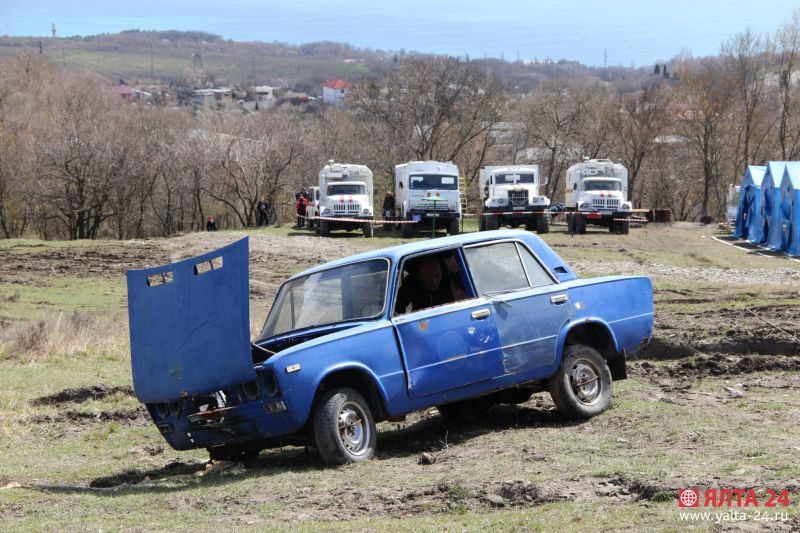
463,240,573,376
392,250,505,399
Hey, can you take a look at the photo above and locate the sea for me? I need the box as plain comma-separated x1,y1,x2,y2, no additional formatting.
0,0,793,67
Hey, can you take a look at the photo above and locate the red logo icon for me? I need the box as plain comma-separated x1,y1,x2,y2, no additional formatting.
679,488,700,508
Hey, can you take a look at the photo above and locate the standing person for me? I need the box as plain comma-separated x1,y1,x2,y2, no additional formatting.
257,196,270,227
382,191,395,219
295,186,308,201
296,194,309,229
206,215,218,232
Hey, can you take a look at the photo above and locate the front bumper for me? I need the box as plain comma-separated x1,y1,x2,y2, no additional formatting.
408,209,460,221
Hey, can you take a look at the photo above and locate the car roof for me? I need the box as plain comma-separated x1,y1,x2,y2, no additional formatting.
289,229,577,282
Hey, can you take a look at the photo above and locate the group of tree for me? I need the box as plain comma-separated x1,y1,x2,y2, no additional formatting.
1,10,800,239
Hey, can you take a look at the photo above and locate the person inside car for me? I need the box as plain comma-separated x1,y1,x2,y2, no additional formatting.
394,256,454,314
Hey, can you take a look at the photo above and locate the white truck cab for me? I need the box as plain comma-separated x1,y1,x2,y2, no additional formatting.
479,165,550,233
316,161,374,238
394,160,461,238
565,158,632,234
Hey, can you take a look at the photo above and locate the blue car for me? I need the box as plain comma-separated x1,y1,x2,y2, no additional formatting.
127,229,653,464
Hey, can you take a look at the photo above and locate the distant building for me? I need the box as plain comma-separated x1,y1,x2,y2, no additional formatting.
190,88,233,110
322,79,350,108
112,84,152,102
248,85,276,110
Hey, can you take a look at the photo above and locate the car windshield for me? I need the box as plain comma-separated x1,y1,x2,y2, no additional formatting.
495,173,535,184
260,259,389,338
328,183,365,195
409,174,458,190
584,180,622,191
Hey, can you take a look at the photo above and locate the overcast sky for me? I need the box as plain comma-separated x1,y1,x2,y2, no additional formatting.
0,0,794,66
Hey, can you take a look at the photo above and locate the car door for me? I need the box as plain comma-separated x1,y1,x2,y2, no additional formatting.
392,250,505,398
463,240,573,376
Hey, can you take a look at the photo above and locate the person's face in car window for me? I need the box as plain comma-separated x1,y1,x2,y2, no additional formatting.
418,259,442,292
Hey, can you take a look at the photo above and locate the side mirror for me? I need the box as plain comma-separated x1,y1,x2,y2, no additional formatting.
573,183,577,190
483,185,489,200
399,182,404,189
544,176,550,185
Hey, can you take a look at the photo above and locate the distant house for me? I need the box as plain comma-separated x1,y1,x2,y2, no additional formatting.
322,79,350,108
113,84,134,100
248,85,276,110
190,88,233,110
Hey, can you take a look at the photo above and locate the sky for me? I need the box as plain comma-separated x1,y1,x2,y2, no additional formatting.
0,0,795,66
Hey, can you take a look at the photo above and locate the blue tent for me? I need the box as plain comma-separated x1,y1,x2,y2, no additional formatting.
760,161,788,249
734,165,766,240
779,163,800,256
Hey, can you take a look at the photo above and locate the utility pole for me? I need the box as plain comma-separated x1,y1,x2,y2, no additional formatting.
38,40,43,55
150,44,155,80
51,22,56,39
604,48,609,81
251,54,256,84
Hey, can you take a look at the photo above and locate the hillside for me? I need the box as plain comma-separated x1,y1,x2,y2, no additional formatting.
0,30,652,92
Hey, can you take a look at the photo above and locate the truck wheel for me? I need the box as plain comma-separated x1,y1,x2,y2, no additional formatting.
566,213,574,233
308,217,315,230
608,219,617,233
401,218,413,238
479,216,487,231
575,214,587,234
313,387,376,465
485,215,499,231
619,220,630,235
319,220,330,237
363,222,374,238
548,344,612,419
535,213,550,234
447,219,460,236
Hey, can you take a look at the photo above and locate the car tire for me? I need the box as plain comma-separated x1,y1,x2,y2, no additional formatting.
319,220,330,237
485,215,499,231
313,387,376,465
363,222,374,238
548,344,612,419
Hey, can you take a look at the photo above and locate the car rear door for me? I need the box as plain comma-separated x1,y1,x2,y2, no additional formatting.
463,240,573,375
126,238,255,403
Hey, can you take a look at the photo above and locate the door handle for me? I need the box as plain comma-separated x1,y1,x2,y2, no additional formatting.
471,309,490,319
550,294,569,305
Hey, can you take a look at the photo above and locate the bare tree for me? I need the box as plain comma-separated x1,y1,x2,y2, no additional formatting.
672,57,735,219
608,86,668,206
777,9,800,160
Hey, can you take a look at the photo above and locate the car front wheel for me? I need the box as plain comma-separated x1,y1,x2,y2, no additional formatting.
313,387,376,465
548,344,612,419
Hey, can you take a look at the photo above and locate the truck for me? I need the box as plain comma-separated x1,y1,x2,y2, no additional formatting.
315,161,374,238
565,158,633,234
479,165,551,233
127,230,654,464
304,186,321,229
394,161,461,238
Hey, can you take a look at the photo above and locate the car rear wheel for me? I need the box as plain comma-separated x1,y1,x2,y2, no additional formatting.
548,344,612,419
313,387,376,465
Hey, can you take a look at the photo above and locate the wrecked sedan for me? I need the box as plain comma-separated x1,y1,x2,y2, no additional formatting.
127,230,653,464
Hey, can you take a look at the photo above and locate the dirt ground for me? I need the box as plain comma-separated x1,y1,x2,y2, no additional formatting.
2,223,800,530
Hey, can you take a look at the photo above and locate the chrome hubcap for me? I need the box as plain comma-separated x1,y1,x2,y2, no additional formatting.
570,360,601,405
338,401,369,456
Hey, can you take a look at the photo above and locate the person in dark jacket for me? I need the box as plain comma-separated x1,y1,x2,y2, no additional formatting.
394,256,453,314
382,191,395,219
206,215,218,231
257,196,269,227
296,195,309,228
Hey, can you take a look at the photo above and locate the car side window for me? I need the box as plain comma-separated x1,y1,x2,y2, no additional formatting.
464,242,529,293
516,243,555,288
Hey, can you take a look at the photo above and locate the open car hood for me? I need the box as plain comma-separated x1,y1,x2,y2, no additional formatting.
126,238,254,403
